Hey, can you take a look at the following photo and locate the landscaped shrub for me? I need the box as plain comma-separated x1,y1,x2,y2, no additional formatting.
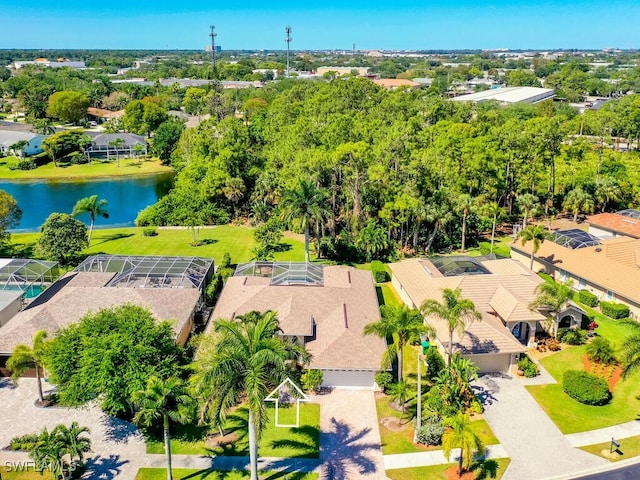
563,370,611,405
300,369,324,393
142,227,158,237
586,337,616,364
415,419,444,446
9,433,39,451
517,355,539,378
371,260,389,283
559,329,587,345
578,289,599,307
600,301,630,319
17,158,36,170
375,372,393,391
425,347,446,381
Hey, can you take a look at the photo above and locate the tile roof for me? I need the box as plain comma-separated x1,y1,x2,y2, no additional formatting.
512,236,640,303
372,78,420,89
588,212,640,239
208,265,386,370
389,258,543,355
0,271,201,354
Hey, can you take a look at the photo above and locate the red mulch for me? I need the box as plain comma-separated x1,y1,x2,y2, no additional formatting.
582,354,623,391
445,465,476,480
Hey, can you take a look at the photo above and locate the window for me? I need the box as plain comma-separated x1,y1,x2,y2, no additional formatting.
578,278,586,289
606,291,614,300
559,269,568,281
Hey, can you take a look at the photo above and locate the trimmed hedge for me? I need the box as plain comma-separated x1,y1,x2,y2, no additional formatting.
371,260,389,283
600,301,630,319
578,289,599,307
563,370,611,405
375,372,393,391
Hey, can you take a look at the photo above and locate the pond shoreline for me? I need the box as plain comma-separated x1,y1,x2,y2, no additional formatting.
0,169,173,183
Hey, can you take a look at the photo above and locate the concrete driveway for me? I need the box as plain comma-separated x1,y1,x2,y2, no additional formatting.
0,378,145,480
476,373,607,480
312,389,386,480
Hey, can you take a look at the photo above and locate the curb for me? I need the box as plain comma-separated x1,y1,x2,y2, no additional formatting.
543,454,640,479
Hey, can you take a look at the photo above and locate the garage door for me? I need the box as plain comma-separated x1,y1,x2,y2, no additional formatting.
321,369,376,389
465,354,511,373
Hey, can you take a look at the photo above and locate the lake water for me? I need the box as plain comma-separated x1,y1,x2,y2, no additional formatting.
0,173,174,232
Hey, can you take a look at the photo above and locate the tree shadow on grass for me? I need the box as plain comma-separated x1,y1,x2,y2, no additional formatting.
81,454,128,480
267,424,321,458
90,233,135,246
470,458,499,480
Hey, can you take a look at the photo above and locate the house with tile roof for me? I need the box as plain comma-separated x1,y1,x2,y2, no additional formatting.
511,231,640,319
587,210,640,239
207,262,387,389
389,256,546,373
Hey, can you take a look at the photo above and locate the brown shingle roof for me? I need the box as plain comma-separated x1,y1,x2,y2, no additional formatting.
0,271,200,354
208,266,386,370
588,213,640,239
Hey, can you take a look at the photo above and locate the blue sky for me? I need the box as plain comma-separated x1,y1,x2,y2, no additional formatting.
2,1,639,50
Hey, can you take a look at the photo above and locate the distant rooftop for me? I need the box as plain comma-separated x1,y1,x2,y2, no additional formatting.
234,262,324,286
617,209,640,220
75,255,213,289
451,86,555,104
552,229,601,249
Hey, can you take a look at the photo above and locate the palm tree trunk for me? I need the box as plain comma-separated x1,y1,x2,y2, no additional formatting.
88,221,94,245
490,214,497,255
304,223,310,263
398,343,404,383
458,448,463,477
448,330,454,367
248,409,259,480
461,213,467,253
164,415,173,480
573,210,578,223
529,252,535,271
35,364,44,403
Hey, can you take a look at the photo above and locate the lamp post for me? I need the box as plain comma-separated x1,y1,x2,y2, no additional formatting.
414,353,428,443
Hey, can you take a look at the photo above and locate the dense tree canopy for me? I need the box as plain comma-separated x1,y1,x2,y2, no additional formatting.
35,213,88,263
0,190,22,248
46,90,90,124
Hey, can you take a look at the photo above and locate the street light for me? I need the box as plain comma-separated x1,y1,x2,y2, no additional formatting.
414,353,428,443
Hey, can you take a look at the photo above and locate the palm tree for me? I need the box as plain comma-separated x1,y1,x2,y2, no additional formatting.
280,179,330,263
420,289,481,366
517,193,539,228
72,195,109,245
54,422,91,476
132,376,192,480
594,177,621,213
563,187,595,222
442,413,485,478
619,320,640,380
190,311,310,480
528,280,573,331
31,428,64,479
481,201,504,255
7,330,48,404
364,305,433,382
388,380,410,414
455,194,474,253
517,224,552,271
10,140,29,158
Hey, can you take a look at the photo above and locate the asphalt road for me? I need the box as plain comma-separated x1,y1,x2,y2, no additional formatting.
573,463,640,480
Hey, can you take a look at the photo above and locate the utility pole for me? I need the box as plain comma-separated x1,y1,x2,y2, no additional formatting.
285,26,292,78
414,354,423,442
209,25,217,74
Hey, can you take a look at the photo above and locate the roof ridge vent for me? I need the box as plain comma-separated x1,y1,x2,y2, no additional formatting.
343,303,348,329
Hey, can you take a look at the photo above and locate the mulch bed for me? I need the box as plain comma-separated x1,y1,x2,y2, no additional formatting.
582,354,623,391
380,416,407,432
445,465,476,480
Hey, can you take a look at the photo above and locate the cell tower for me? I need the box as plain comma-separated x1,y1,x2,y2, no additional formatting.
209,25,217,72
285,26,292,78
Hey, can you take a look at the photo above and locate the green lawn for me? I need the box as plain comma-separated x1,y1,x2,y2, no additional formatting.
0,467,55,480
386,458,510,480
526,345,640,433
146,403,320,458
136,468,318,480
464,236,512,258
8,226,305,266
579,436,640,462
376,283,402,308
0,157,172,179
375,393,498,455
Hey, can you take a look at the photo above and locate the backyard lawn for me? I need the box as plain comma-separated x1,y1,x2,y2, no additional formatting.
0,467,55,480
146,403,320,458
136,468,318,480
386,458,510,480
0,157,172,180
580,435,640,462
8,226,305,265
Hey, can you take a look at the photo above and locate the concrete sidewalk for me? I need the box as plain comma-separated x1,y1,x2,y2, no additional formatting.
566,420,640,448
383,444,508,470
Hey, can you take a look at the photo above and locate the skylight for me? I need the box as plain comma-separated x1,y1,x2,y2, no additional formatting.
429,256,491,277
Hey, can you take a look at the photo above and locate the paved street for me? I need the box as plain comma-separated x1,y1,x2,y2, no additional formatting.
476,373,607,480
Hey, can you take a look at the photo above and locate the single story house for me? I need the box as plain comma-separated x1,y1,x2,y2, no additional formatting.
0,130,46,157
86,107,125,124
389,257,547,373
0,255,213,376
587,210,640,239
372,78,421,90
511,229,640,319
207,262,386,389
